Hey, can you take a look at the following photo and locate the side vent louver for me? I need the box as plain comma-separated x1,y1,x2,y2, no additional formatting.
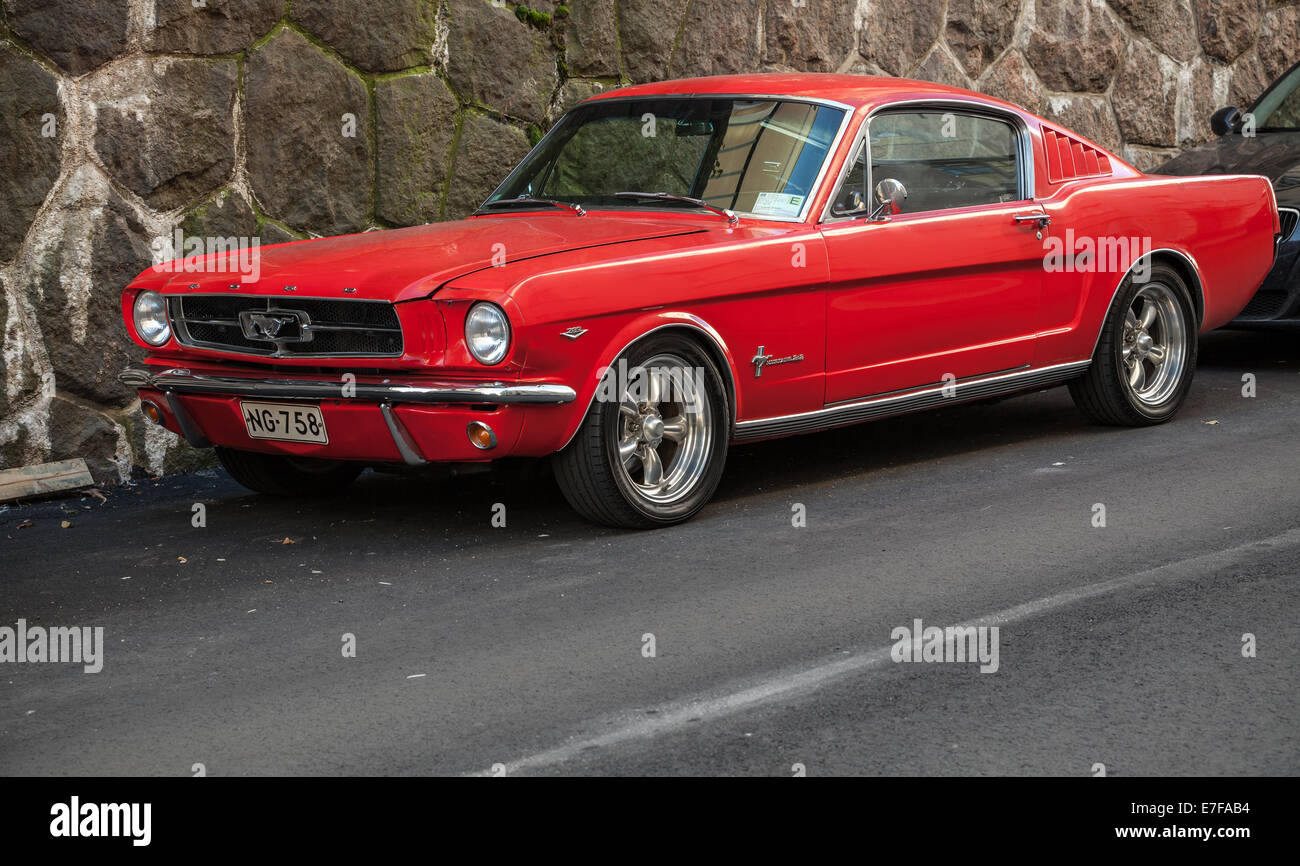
1042,126,1112,184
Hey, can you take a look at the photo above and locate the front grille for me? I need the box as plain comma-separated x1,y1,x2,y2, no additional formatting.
1237,290,1288,320
1280,208,1299,242
169,295,403,358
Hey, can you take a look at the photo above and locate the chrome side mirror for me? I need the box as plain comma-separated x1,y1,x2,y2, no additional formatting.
869,178,907,221
1210,106,1241,136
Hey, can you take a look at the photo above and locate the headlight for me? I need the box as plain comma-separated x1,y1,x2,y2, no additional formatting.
132,290,171,346
464,302,510,365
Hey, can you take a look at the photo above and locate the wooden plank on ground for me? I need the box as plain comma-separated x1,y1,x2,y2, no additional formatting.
0,458,94,503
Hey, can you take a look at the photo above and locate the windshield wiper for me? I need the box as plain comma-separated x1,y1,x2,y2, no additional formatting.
477,196,586,216
613,192,738,225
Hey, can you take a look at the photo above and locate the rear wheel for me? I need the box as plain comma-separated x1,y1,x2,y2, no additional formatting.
553,334,729,528
1069,263,1197,426
215,447,363,496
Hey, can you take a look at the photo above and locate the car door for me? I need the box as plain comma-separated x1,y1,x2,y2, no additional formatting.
819,108,1045,405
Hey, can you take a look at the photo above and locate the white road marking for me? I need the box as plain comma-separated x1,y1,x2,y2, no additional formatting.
480,528,1300,776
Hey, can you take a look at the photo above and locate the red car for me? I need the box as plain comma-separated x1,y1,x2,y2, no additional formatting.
120,74,1281,528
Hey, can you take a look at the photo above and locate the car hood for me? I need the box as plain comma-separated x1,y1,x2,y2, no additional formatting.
132,214,706,302
1154,132,1300,207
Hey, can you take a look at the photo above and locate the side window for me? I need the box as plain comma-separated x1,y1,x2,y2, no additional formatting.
1264,84,1300,129
869,111,1020,214
831,139,868,214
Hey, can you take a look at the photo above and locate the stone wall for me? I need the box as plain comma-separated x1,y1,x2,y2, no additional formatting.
1,0,1294,481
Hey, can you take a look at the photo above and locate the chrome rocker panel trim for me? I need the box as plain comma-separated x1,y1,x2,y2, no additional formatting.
733,360,1092,441
119,364,578,405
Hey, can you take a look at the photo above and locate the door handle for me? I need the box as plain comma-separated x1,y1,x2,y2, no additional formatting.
1014,213,1051,228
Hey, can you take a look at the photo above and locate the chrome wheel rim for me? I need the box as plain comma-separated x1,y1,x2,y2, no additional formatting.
613,353,713,504
1120,283,1187,407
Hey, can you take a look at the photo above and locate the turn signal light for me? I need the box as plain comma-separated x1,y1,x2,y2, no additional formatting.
467,421,497,450
141,401,164,425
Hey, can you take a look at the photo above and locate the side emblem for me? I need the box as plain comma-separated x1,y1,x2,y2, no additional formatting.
752,345,804,378
561,326,588,340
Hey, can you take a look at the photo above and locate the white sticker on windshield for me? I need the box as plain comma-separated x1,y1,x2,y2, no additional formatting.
751,192,805,217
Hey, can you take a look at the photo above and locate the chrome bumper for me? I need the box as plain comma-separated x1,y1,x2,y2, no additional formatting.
120,363,576,466
119,364,577,405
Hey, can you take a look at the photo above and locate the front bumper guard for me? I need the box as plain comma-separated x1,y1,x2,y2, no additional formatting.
119,364,577,465
119,364,577,404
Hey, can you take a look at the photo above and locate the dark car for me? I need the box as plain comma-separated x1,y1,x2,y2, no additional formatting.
1156,60,1300,326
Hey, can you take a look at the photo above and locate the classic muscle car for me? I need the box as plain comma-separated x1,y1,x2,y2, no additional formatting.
1155,58,1300,325
119,74,1281,528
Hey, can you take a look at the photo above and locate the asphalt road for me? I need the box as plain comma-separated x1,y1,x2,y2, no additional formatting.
2,330,1297,776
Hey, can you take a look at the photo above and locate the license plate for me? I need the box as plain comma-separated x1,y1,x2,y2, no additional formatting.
240,401,328,444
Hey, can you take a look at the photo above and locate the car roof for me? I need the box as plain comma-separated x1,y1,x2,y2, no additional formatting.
588,73,1024,115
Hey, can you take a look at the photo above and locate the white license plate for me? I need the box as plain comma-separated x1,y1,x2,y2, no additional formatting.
240,401,329,444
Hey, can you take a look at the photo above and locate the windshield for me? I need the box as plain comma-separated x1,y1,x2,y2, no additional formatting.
484,97,847,220
1251,62,1300,131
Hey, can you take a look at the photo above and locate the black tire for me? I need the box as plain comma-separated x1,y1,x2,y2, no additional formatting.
215,447,363,497
1069,262,1198,426
553,333,730,528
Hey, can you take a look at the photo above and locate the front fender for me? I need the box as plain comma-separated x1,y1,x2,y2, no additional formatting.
512,310,743,456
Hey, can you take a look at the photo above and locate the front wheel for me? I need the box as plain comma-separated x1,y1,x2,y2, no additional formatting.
1069,263,1197,426
215,447,363,496
553,334,730,528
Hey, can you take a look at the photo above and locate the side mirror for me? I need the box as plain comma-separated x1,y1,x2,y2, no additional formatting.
869,178,907,221
1210,106,1241,136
